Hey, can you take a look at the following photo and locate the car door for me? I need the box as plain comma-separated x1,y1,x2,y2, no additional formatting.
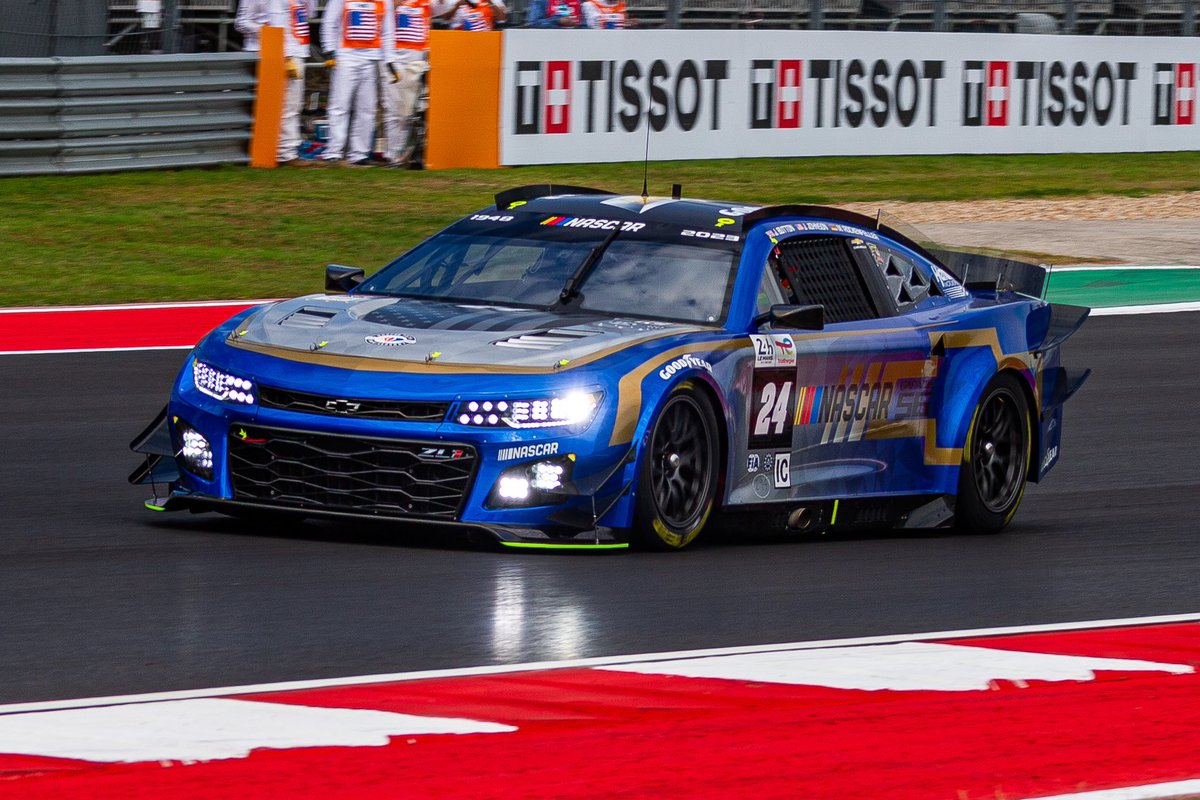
743,229,938,502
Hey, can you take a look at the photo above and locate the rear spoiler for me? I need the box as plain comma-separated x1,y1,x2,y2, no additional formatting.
927,247,1049,298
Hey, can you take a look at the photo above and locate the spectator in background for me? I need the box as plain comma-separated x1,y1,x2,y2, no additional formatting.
382,0,431,166
581,0,631,28
526,0,581,28
321,0,397,165
235,0,314,165
448,0,508,31
276,1,316,165
234,0,270,50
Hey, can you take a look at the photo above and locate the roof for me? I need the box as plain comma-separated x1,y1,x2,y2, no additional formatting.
491,185,757,230
488,185,936,261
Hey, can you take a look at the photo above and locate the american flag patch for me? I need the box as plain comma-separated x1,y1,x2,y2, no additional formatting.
345,2,380,41
396,6,428,42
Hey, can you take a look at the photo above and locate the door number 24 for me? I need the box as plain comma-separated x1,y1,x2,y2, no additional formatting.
754,379,794,437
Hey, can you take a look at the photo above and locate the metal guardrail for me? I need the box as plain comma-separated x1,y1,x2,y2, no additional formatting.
0,53,256,176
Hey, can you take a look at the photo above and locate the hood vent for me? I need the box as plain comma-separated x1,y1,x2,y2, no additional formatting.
279,307,338,329
492,328,598,350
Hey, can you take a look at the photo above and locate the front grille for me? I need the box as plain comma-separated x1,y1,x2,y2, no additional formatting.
258,385,449,422
228,426,476,519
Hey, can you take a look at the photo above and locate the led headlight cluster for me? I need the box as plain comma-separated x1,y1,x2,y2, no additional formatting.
176,420,213,480
487,457,573,508
192,359,256,405
456,391,601,429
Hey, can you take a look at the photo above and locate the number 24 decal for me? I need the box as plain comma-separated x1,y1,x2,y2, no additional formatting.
754,380,793,436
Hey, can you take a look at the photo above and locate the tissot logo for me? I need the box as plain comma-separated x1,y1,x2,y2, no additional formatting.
806,59,945,128
963,61,1009,126
514,58,730,135
750,59,802,129
1153,62,1196,125
965,60,1136,127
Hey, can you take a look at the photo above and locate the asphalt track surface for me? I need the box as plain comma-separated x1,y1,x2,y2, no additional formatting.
2,313,1197,706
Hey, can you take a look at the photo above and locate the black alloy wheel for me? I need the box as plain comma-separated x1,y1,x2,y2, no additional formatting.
632,384,719,550
956,373,1031,534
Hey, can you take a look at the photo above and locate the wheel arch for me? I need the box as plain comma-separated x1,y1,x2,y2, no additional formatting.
635,372,729,503
628,372,726,549
997,365,1041,482
685,373,731,507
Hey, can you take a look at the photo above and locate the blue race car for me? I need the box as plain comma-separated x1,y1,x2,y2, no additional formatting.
130,185,1089,550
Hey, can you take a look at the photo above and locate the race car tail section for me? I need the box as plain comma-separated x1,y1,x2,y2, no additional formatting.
1028,301,1091,482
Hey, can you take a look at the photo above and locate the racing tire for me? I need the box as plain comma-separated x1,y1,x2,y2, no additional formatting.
631,382,719,550
955,372,1032,534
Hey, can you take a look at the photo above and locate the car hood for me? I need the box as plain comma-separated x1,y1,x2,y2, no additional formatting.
229,294,698,368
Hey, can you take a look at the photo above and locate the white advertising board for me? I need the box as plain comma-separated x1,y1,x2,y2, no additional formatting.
499,29,1198,165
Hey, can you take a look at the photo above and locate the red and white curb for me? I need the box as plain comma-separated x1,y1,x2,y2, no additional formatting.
3,613,1198,799
0,300,266,355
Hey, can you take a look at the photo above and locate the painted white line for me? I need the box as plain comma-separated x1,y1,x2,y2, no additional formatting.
2,612,1197,717
0,299,272,314
1053,265,1200,272
1091,301,1200,316
1025,778,1200,800
604,641,1192,691
0,345,195,356
0,698,514,763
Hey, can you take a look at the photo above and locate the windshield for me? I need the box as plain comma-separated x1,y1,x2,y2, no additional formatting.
355,213,739,325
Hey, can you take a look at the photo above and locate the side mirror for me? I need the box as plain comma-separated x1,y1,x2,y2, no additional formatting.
768,304,824,330
325,263,365,293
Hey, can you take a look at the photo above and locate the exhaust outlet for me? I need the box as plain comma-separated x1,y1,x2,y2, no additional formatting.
786,507,814,531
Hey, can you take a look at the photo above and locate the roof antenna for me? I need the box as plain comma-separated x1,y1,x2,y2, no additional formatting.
640,117,651,201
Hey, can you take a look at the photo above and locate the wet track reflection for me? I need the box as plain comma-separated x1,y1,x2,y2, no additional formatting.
1,313,1198,704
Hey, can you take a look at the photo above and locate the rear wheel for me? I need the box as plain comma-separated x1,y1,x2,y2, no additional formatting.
956,373,1032,534
631,384,719,550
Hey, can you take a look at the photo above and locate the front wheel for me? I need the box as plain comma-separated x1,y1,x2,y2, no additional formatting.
956,372,1032,534
631,384,719,550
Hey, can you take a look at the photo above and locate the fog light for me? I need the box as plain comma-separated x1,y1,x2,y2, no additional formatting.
487,456,574,508
498,476,530,500
176,420,213,480
530,462,564,492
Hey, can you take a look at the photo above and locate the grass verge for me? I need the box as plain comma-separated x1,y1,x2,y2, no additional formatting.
3,151,1198,307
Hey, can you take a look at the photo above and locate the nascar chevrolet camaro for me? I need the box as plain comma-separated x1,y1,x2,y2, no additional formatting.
131,185,1089,550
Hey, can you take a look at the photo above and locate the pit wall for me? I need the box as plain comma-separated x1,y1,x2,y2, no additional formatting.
425,29,1199,169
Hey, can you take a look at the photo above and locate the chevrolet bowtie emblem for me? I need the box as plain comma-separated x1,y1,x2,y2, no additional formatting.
325,399,362,414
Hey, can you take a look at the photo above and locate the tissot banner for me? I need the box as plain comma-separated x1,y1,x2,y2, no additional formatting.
499,29,1198,165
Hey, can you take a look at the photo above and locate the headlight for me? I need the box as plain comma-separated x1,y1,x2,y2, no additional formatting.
455,390,602,429
486,456,574,508
192,359,256,405
176,419,213,480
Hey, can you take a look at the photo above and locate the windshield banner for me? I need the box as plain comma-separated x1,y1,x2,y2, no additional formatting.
498,29,1197,165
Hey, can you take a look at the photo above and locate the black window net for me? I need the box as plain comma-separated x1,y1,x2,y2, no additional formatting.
775,236,878,324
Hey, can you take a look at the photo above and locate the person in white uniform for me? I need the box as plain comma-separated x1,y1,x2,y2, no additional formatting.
236,0,315,165
234,0,270,51
321,0,397,165
381,0,431,165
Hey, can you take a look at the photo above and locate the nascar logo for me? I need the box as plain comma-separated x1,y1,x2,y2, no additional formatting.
540,216,645,232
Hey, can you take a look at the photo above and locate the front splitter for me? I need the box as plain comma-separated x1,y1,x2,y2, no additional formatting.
143,493,629,550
